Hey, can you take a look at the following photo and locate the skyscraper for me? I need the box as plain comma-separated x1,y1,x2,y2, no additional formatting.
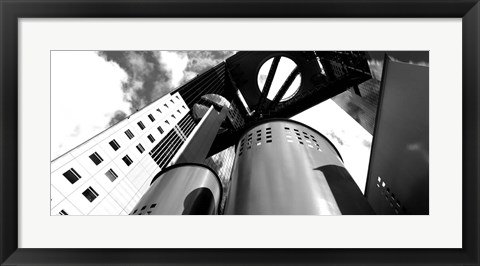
51,92,196,215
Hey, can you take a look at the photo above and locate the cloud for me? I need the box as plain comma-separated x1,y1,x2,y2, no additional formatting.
98,51,166,113
291,99,373,192
367,59,384,80
69,125,81,138
152,51,189,88
368,57,429,80
362,139,371,148
331,90,366,127
326,130,344,146
51,51,130,159
177,51,236,85
108,110,128,126
52,51,235,159
98,51,236,114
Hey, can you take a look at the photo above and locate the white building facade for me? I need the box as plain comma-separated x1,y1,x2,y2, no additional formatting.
51,92,196,215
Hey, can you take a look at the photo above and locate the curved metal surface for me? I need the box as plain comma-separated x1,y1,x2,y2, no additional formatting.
131,165,222,215
236,117,344,161
225,119,373,215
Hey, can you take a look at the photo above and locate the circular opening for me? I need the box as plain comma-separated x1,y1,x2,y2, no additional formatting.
257,56,301,102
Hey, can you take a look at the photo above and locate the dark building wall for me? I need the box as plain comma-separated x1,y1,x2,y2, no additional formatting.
365,58,429,215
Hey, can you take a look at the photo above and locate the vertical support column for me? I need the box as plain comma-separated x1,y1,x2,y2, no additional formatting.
130,164,222,215
224,119,374,215
171,106,227,165
132,106,227,215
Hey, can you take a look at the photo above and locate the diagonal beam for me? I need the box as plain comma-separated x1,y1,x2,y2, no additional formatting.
268,66,300,109
257,56,280,110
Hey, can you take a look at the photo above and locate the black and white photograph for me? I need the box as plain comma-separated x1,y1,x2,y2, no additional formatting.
50,50,429,215
2,0,478,264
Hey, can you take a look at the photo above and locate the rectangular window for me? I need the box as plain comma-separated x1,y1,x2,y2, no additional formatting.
89,152,103,165
105,168,118,182
63,168,81,184
59,210,68,215
82,186,99,202
122,155,133,166
125,129,134,139
109,139,120,151
148,114,155,122
136,144,145,154
137,121,145,130
157,126,164,134
147,134,155,143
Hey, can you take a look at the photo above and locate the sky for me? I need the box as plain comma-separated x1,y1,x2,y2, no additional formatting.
368,51,429,80
292,100,372,192
51,51,234,159
257,56,301,101
51,50,428,192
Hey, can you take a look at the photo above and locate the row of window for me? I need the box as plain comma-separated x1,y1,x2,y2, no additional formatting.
377,177,405,214
61,98,187,185
56,184,102,214
65,125,163,185
56,186,101,208
106,112,178,155
135,95,184,131
62,167,119,185
89,142,148,169
109,103,178,153
107,128,155,154
57,96,187,210
90,123,167,168
61,170,117,204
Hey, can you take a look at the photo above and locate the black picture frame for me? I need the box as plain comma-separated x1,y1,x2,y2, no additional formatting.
1,0,478,265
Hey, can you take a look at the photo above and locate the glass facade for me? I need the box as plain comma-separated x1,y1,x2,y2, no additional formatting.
204,146,236,214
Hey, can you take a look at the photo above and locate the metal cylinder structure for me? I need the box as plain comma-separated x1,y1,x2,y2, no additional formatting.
224,119,374,215
129,163,222,215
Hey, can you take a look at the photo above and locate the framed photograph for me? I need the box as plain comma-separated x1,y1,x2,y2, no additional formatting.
1,0,479,265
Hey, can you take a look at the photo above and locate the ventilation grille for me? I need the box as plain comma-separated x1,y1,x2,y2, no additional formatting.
238,127,272,157
377,176,406,214
131,203,157,215
284,127,322,151
237,126,327,157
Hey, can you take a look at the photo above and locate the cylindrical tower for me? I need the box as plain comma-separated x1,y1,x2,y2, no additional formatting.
224,119,374,215
130,163,222,215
